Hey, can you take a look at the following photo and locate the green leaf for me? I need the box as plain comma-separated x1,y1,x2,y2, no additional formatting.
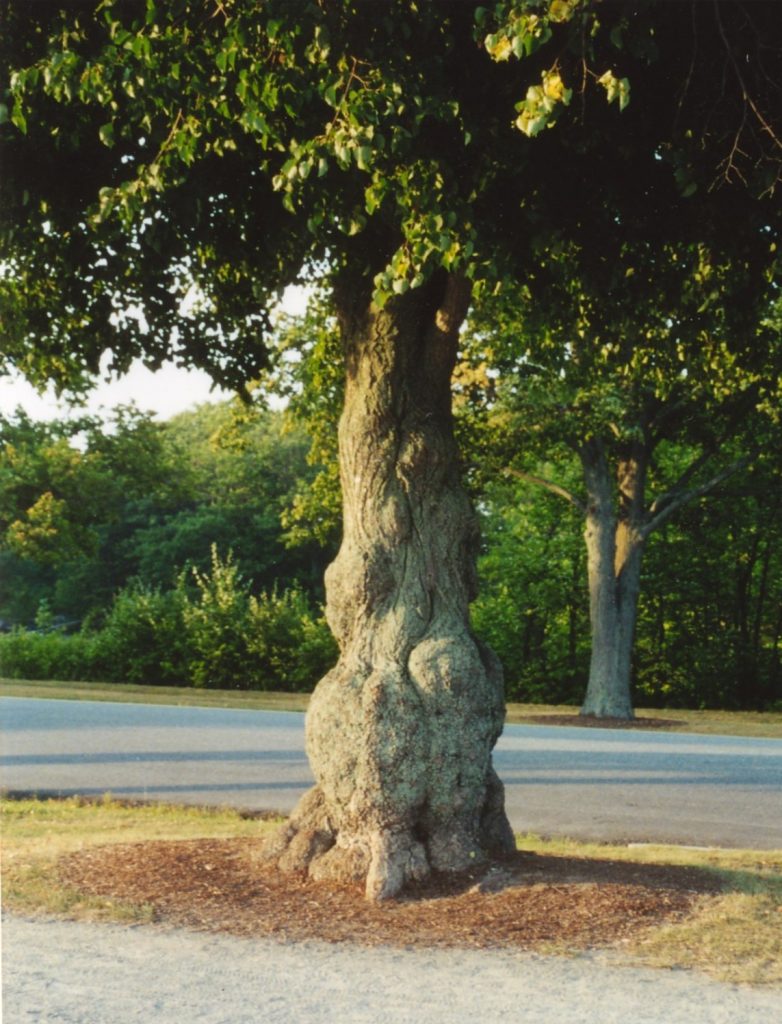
549,0,577,23
98,122,114,147
11,100,27,134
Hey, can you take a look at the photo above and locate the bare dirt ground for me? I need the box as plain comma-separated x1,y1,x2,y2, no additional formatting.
57,836,721,953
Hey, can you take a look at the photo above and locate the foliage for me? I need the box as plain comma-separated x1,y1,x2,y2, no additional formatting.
90,583,188,684
3,1,779,396
473,472,588,703
180,545,254,688
258,287,344,549
180,545,336,691
0,400,325,627
0,627,96,683
0,543,335,692
246,584,338,693
0,405,186,620
634,447,782,710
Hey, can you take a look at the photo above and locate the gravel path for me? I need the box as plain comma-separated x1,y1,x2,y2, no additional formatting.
4,915,781,1024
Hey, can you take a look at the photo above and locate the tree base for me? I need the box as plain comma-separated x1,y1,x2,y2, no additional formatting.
579,701,635,721
262,774,515,901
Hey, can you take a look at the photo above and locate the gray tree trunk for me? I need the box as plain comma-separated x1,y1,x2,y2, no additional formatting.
264,274,514,899
579,442,644,720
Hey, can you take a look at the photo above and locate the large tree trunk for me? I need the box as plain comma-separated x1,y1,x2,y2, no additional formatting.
264,274,514,899
579,442,644,720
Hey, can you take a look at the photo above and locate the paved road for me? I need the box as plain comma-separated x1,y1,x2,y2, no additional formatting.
1,696,781,847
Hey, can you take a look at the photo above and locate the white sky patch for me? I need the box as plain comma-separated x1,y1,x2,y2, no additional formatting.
0,361,234,425
0,284,312,424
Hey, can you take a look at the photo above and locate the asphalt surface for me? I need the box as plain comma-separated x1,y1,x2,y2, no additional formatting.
1,696,781,847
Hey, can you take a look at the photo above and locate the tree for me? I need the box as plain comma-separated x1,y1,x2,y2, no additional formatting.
0,405,185,620
149,401,328,593
0,399,325,625
464,241,780,719
3,0,781,897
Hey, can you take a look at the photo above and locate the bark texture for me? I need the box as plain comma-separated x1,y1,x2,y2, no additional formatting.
264,275,514,899
580,442,643,720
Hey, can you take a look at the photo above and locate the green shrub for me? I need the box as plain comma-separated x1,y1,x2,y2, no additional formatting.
179,546,337,691
0,628,95,681
0,544,337,692
246,585,337,692
90,584,188,684
180,546,255,689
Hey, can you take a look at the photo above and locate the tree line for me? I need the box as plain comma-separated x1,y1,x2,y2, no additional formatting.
2,354,779,710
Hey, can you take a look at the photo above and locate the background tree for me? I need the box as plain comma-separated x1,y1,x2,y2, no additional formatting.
3,0,781,897
0,405,185,621
0,400,324,625
472,466,588,704
463,232,781,719
136,401,327,594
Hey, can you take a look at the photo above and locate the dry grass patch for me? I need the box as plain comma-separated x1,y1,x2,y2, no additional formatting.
515,833,782,985
505,702,782,738
0,677,310,713
628,883,782,985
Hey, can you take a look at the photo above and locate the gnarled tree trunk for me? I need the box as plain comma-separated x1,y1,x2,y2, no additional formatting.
264,273,514,899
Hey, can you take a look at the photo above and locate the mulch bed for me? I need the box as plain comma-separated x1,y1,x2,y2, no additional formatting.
57,837,722,952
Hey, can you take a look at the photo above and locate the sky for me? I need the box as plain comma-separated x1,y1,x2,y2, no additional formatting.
0,361,234,425
0,285,310,424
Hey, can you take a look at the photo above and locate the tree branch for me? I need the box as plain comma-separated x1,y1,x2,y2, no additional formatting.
648,447,716,518
504,467,586,514
641,454,749,540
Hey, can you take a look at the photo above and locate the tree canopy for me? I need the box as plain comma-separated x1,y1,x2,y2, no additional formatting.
2,0,780,394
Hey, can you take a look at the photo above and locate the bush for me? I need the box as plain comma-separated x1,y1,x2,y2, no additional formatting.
0,545,337,692
90,584,188,684
0,628,96,681
246,586,337,692
179,546,337,691
180,547,255,689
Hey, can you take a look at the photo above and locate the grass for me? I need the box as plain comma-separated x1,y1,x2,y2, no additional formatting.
0,795,280,923
0,677,310,713
515,833,782,985
2,796,780,985
2,677,781,737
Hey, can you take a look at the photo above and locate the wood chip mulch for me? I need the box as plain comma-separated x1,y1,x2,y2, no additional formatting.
57,838,722,952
